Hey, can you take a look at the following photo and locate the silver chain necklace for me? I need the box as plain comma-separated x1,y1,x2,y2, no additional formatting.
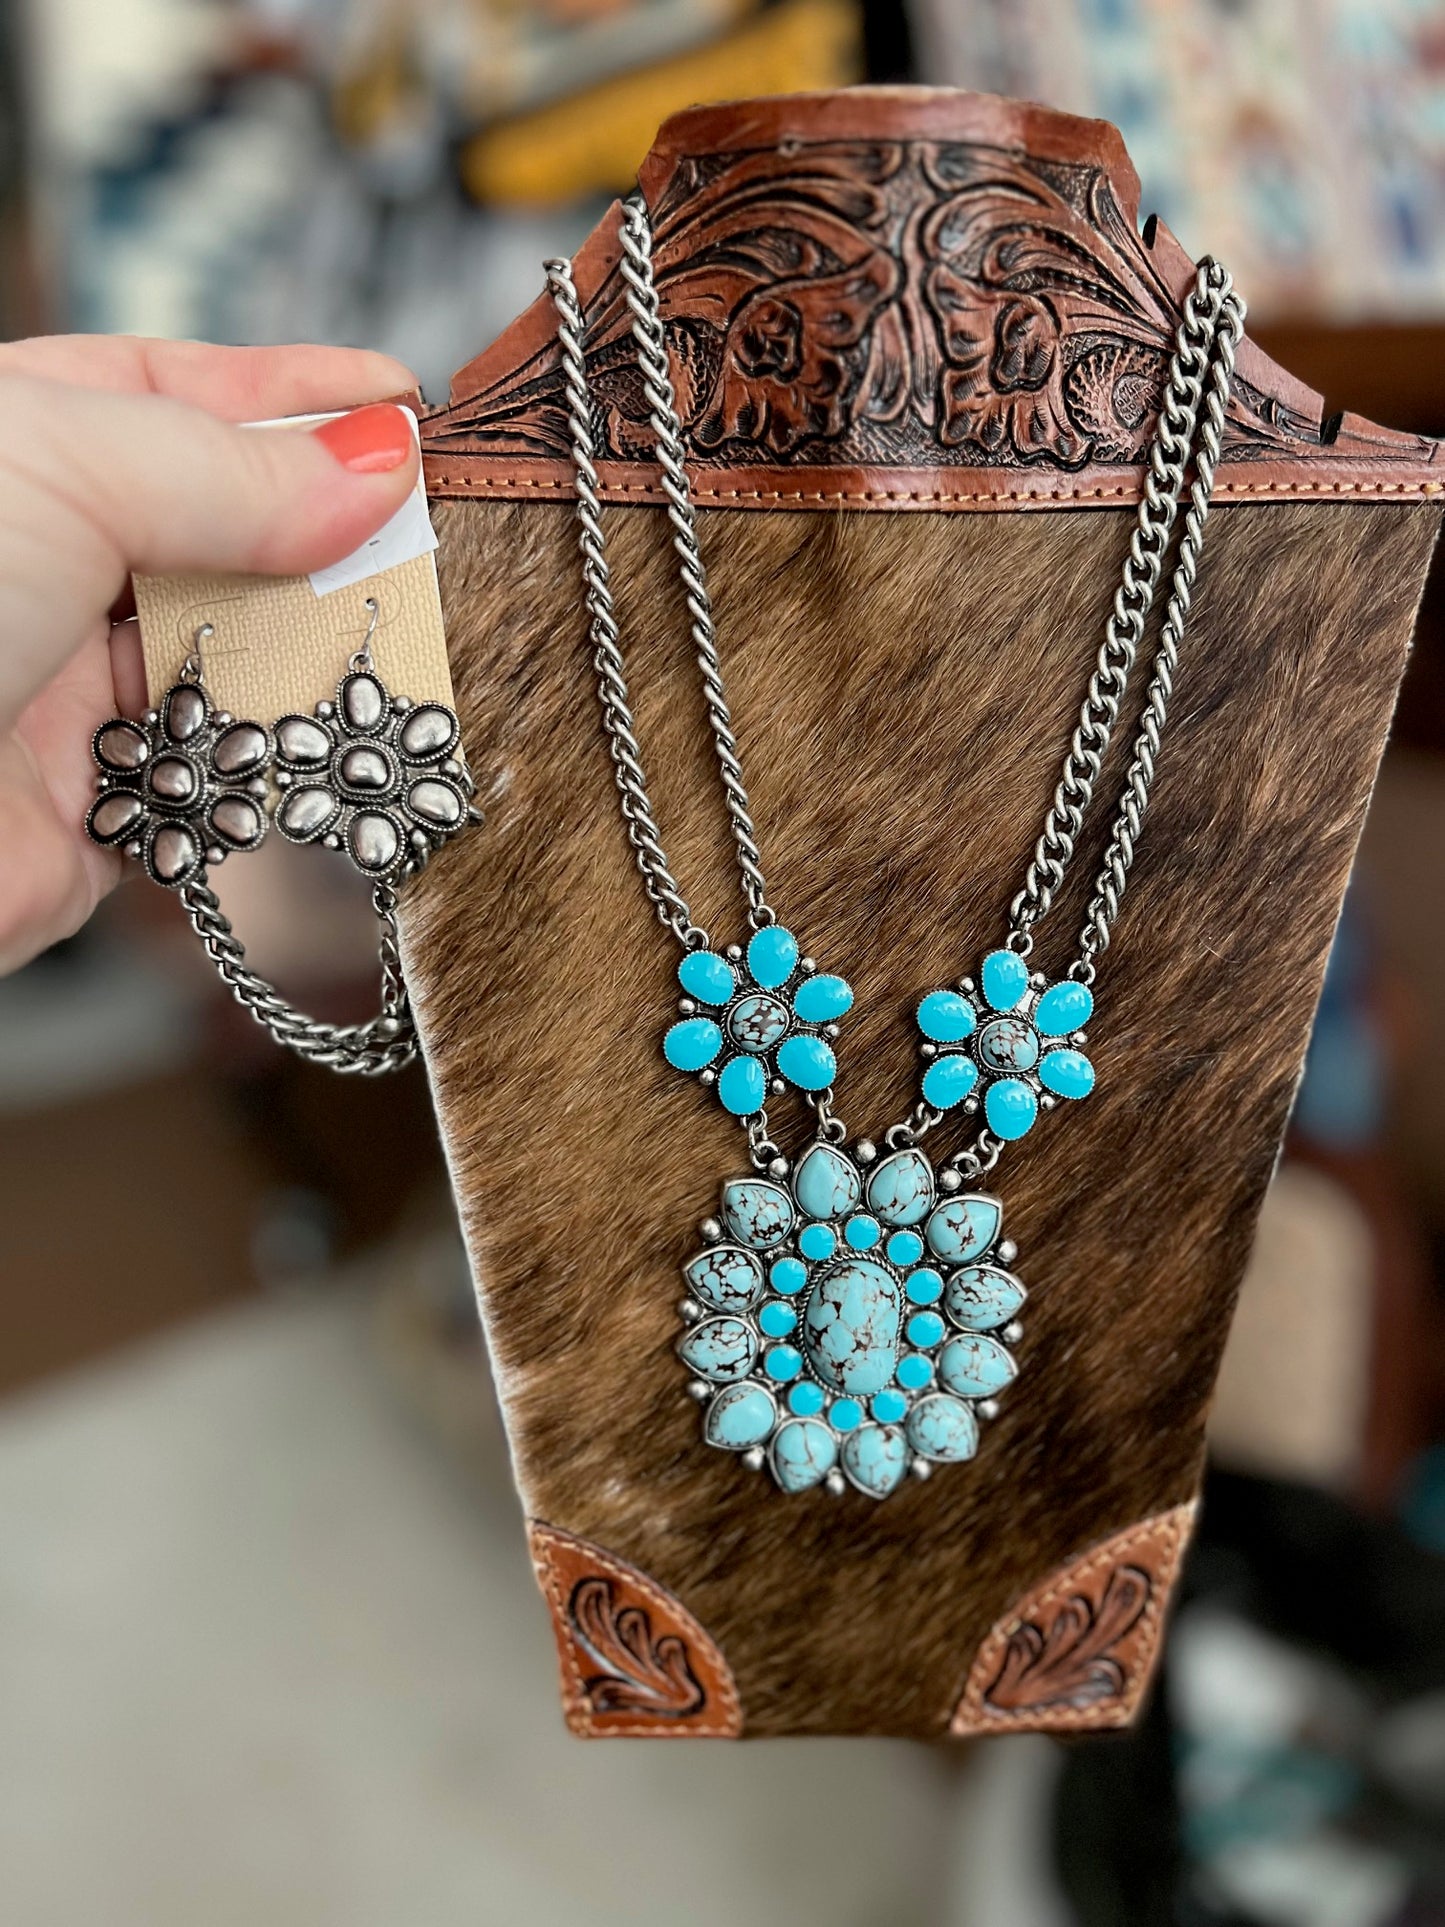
546,198,1244,1499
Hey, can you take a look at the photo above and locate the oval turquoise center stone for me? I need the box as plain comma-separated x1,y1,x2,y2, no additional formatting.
976,1016,1041,1074
802,1258,902,1396
727,991,790,1051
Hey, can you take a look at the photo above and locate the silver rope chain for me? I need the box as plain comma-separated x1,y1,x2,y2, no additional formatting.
548,193,1243,1157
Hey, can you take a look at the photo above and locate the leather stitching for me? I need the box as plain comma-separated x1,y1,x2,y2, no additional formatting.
529,1521,743,1739
948,1500,1196,1736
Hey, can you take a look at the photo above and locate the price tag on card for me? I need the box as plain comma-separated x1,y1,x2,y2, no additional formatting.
133,408,454,721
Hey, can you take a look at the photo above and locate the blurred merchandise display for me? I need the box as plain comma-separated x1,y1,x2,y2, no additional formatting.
915,0,1445,324
18,0,860,390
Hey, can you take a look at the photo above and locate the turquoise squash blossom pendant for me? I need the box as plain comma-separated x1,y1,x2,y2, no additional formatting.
917,949,1095,1140
679,1139,1024,1498
663,925,852,1117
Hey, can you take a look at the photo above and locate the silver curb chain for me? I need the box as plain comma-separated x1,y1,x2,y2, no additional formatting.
182,877,416,1074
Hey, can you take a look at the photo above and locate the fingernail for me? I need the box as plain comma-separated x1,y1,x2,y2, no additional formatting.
312,403,414,474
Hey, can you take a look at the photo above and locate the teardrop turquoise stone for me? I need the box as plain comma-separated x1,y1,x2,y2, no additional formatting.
1039,1048,1095,1099
748,924,799,989
678,949,736,1006
841,1424,908,1499
792,973,853,1023
906,1394,979,1463
1034,978,1093,1036
770,1418,838,1492
663,1016,723,1071
917,990,975,1042
717,1052,767,1115
922,1054,977,1110
777,1033,836,1091
984,1077,1038,1139
981,949,1029,1011
705,1382,777,1449
943,1265,1026,1331
925,1195,1001,1264
793,1142,861,1220
937,1334,1017,1398
866,1150,935,1226
721,1178,794,1248
678,1316,758,1383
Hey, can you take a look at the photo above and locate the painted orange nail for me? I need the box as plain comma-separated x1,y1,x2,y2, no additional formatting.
312,403,414,474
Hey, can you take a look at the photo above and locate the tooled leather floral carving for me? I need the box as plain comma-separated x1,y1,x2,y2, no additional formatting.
568,1575,706,1718
985,1563,1149,1711
949,1504,1194,1737
528,1523,742,1737
427,136,1338,477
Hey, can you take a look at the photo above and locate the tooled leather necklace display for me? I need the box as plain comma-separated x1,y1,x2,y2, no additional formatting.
545,195,1245,1502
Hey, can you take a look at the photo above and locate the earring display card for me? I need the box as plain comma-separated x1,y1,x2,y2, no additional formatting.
133,411,455,720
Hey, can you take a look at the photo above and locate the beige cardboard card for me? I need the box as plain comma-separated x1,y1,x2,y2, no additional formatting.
133,413,454,720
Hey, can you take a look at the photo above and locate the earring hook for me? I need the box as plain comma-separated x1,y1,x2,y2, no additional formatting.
350,597,380,674
183,622,215,685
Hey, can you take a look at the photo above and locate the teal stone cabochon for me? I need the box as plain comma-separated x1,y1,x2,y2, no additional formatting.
916,953,1095,1142
663,925,851,1117
679,1140,1025,1497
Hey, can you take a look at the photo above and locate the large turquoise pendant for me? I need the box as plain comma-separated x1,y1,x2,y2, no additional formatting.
662,924,852,1118
678,1139,1024,1499
916,949,1095,1140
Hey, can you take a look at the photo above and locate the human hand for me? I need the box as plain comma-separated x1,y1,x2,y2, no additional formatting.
0,335,423,974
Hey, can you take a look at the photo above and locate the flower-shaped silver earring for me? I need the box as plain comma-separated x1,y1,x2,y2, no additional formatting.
271,600,471,885
86,633,270,888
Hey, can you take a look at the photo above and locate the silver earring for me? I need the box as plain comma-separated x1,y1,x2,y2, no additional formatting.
270,597,474,881
85,600,479,1074
85,625,270,888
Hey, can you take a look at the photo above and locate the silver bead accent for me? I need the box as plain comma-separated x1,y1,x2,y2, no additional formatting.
700,1217,722,1241
855,1139,877,1164
825,1468,846,1495
910,1457,932,1480
767,1156,790,1181
1072,1031,1088,1046
1004,1321,1024,1344
742,1447,766,1472
997,1239,1018,1264
939,1169,962,1193
963,1097,978,1114
770,1077,785,1096
800,957,816,974
725,944,742,961
960,977,975,993
1030,971,1046,987
824,1024,839,1040
978,1399,1000,1421
687,1381,710,1401
699,1069,717,1086
1040,1094,1056,1110
678,998,696,1015
678,1298,701,1321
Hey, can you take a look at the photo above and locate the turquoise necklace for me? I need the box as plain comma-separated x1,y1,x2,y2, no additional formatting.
546,202,1244,1500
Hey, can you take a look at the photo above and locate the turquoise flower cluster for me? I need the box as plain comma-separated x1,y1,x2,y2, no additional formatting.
663,925,851,1117
679,1140,1024,1499
917,948,1095,1141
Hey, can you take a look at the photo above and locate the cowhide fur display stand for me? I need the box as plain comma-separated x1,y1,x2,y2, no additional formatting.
402,90,1443,1739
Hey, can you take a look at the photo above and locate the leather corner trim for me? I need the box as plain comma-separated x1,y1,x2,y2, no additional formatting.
528,1521,743,1739
948,1501,1197,1738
